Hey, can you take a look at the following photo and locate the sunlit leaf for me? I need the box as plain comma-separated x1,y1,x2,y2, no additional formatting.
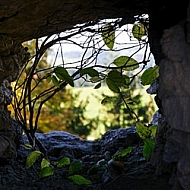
102,23,115,50
68,160,82,175
39,167,55,178
141,65,159,86
80,68,99,77
106,78,120,93
54,67,74,87
149,125,157,137
132,23,146,40
112,147,133,160
56,157,70,168
26,150,41,168
68,175,92,185
113,56,139,71
136,122,150,140
41,158,50,169
143,138,156,160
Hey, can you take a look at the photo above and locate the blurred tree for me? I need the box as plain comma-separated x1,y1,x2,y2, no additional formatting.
101,77,156,130
10,40,97,139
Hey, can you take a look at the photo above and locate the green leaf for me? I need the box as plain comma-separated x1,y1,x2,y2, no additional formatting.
149,125,157,137
22,144,33,150
54,67,74,87
94,82,101,89
39,167,55,178
68,160,82,175
132,23,146,40
87,164,100,175
107,70,126,84
52,75,59,87
141,65,159,86
136,122,150,140
143,138,156,160
80,68,99,77
90,76,101,83
68,175,92,185
106,77,120,93
112,147,133,160
102,23,115,50
113,56,139,71
41,158,50,169
56,157,70,168
26,150,41,168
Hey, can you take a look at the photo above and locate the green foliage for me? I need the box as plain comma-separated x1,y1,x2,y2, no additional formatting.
112,147,133,161
68,175,92,186
68,160,82,175
102,23,115,50
101,77,156,129
132,23,147,40
80,68,99,77
54,66,74,87
141,65,159,85
113,56,139,71
56,157,70,168
88,147,132,175
136,122,157,160
26,150,41,169
24,146,92,185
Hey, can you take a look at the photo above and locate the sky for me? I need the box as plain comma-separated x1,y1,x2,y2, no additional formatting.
47,22,155,74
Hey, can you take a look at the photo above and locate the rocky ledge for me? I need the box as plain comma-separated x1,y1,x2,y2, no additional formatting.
0,127,170,190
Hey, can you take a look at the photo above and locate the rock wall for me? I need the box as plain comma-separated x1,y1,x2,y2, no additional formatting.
158,23,190,190
0,36,29,159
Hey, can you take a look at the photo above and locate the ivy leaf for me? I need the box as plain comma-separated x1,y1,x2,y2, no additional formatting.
68,175,92,185
80,68,99,77
41,158,50,169
143,138,156,160
56,157,70,168
132,23,146,40
26,150,41,169
68,160,82,175
39,167,55,178
141,65,159,86
102,23,115,50
106,77,120,93
113,56,139,71
54,67,74,87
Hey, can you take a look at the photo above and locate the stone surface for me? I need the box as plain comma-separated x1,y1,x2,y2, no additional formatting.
158,23,190,189
0,0,146,42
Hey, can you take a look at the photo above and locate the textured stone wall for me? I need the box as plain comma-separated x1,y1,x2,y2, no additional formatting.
158,23,190,190
0,36,29,159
